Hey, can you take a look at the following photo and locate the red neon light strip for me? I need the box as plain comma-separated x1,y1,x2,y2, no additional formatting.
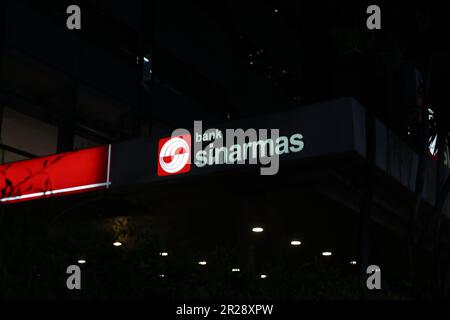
0,145,111,204
0,182,110,202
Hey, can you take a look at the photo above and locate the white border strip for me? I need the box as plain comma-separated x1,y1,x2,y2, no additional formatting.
0,182,111,203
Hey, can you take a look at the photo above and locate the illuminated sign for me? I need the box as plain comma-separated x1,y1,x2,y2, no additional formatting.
0,145,111,203
157,125,304,176
0,98,380,204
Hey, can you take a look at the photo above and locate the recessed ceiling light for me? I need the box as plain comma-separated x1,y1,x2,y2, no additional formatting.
198,261,207,266
322,251,332,256
260,274,267,279
290,240,302,246
159,252,168,257
252,227,264,233
78,259,86,264
232,268,240,272
274,9,279,13
113,241,122,247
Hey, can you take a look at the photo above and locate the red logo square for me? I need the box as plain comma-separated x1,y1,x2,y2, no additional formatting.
157,135,191,176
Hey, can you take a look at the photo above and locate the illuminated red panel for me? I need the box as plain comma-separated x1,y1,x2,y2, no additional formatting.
0,145,111,204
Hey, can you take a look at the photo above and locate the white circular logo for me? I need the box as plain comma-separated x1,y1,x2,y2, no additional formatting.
158,137,190,174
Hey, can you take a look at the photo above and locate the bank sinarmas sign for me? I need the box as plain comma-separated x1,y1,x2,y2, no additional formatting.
157,128,305,177
2,98,429,204
0,125,305,204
